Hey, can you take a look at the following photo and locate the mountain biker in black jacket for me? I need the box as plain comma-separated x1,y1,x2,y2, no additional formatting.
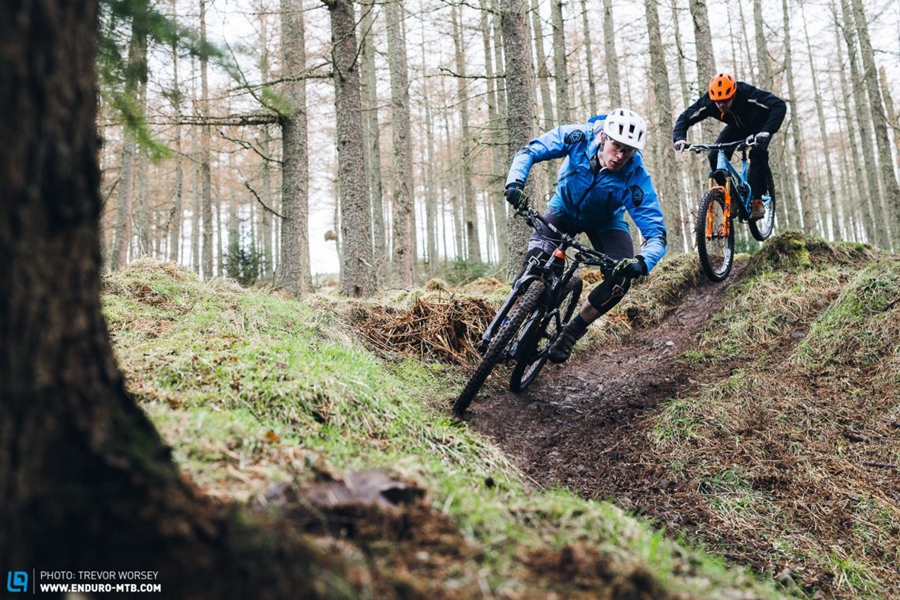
672,73,786,221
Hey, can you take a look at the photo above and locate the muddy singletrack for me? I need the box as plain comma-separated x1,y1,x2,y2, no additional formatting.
459,267,741,528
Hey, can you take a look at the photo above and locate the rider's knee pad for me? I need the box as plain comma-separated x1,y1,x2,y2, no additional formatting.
587,272,632,314
522,245,544,267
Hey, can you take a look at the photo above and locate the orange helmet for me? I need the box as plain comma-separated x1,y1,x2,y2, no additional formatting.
708,73,736,101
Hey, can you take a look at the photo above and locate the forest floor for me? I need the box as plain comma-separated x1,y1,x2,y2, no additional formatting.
454,240,900,599
459,264,738,521
109,233,899,599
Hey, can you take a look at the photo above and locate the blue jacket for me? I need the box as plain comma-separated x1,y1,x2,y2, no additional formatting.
505,119,668,272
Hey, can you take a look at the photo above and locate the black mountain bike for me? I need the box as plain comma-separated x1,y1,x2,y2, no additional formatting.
685,138,776,281
452,206,615,417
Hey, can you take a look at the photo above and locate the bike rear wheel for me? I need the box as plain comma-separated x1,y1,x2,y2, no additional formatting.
452,280,546,417
696,188,734,282
509,277,583,392
749,169,776,241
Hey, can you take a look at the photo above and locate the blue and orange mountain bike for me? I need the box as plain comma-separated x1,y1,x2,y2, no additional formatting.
684,138,777,281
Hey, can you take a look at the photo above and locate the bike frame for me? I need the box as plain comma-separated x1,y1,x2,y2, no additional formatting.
690,139,771,240
479,208,613,359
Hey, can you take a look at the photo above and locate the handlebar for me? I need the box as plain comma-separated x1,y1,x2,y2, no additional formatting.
517,205,617,271
681,138,757,153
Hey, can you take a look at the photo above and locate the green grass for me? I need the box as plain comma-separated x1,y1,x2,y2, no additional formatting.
793,261,900,371
103,259,786,599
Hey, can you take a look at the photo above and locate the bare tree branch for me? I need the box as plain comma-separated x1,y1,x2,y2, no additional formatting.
242,178,284,219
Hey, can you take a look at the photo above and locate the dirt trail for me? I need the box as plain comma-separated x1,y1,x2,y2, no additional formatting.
461,268,738,521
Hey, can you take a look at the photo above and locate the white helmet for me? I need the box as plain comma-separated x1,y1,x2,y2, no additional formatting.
603,108,647,150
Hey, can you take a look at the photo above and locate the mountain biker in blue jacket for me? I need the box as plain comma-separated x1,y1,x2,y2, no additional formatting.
672,73,786,221
505,108,668,364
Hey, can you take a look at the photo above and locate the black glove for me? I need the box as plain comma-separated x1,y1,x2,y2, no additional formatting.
612,256,647,279
673,139,688,152
505,183,526,211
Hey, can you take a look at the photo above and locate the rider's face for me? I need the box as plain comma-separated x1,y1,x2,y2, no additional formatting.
599,134,637,171
715,96,734,112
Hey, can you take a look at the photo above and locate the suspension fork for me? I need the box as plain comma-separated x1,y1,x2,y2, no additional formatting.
706,179,732,238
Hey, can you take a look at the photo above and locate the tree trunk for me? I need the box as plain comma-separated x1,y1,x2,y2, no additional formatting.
111,6,150,270
113,135,136,269
359,0,387,284
280,0,313,295
199,0,214,278
480,0,508,265
735,0,755,81
451,2,481,264
491,0,508,127
133,3,151,259
688,0,715,83
135,101,150,256
644,0,683,253
831,4,869,241
753,0,797,231
0,3,353,595
387,0,418,282
550,0,570,123
216,180,225,276
530,0,555,130
258,6,274,277
781,0,813,234
838,0,885,247
500,0,536,280
801,3,839,241
169,1,184,264
688,0,717,143
602,0,621,107
670,0,691,109
325,0,375,297
752,0,771,89
851,0,900,251
424,83,439,273
879,65,900,168
579,0,598,116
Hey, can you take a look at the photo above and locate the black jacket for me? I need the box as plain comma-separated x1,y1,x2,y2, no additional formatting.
673,81,787,141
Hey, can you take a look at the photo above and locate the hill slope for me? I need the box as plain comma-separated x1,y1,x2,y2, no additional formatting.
461,232,900,599
103,231,898,599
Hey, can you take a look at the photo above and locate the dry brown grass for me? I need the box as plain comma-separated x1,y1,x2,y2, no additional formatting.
350,295,496,365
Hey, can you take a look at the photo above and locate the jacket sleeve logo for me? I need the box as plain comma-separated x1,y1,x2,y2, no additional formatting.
564,130,584,144
630,185,644,207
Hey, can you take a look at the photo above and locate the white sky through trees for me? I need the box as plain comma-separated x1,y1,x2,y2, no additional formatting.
130,0,900,274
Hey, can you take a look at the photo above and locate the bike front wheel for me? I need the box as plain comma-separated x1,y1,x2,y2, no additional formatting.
696,188,735,282
452,280,546,417
749,169,777,241
509,277,583,392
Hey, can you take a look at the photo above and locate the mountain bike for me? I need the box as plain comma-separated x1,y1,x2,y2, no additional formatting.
684,138,776,281
452,205,616,417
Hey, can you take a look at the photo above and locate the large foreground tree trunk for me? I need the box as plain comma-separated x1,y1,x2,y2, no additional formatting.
0,3,352,596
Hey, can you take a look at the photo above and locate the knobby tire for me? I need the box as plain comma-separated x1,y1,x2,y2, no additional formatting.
509,277,583,392
696,188,735,282
452,281,546,417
